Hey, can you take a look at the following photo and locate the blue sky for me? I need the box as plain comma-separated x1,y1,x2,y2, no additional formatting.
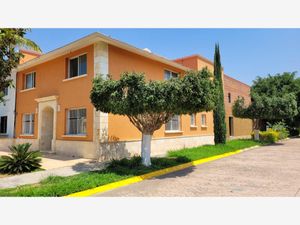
26,29,300,85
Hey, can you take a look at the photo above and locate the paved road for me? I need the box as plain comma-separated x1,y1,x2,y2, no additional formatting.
95,138,300,197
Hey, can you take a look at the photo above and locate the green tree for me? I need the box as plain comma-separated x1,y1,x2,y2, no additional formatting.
233,72,299,129
213,44,227,144
0,28,41,102
90,70,216,166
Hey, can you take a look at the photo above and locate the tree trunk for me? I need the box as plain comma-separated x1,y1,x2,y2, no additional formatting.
141,133,152,166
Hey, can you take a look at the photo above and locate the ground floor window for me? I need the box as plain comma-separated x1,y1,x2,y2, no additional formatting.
166,115,180,131
0,116,7,134
22,113,34,134
66,108,87,135
229,116,234,136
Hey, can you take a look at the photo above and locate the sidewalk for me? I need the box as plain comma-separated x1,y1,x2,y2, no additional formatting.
0,161,107,189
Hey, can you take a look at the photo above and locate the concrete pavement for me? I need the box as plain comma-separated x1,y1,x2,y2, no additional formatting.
96,138,300,197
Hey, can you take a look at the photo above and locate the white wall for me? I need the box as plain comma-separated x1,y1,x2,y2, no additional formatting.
0,70,16,138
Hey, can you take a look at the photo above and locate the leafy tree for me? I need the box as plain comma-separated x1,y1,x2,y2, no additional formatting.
233,72,299,129
0,28,41,102
213,44,227,144
90,70,216,166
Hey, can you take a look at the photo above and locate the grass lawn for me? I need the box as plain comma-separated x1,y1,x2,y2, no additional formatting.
0,139,261,197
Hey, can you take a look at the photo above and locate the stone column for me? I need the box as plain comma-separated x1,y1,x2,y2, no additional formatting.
93,42,109,160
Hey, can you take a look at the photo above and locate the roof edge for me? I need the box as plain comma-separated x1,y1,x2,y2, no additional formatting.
17,32,190,72
224,74,250,88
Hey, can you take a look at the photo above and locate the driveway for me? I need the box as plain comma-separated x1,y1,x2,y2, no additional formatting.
95,138,300,197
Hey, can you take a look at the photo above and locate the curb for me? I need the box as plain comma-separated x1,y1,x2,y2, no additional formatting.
66,145,259,197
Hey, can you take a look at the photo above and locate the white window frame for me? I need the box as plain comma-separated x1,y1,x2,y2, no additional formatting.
68,53,87,78
22,113,34,135
190,113,197,127
165,115,181,131
201,114,207,127
66,108,87,135
24,72,36,90
164,69,179,80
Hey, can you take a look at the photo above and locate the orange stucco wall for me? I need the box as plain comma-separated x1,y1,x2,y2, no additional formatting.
174,55,253,137
19,49,42,64
223,75,252,136
15,45,94,142
107,47,214,141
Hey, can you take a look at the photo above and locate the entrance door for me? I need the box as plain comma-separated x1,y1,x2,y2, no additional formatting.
229,116,234,136
40,107,54,151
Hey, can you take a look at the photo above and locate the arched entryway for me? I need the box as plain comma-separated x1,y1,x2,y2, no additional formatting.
40,106,54,151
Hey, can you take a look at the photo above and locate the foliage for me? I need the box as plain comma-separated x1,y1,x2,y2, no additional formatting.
233,72,299,123
213,44,227,144
91,70,216,119
0,143,42,174
267,121,289,139
0,29,41,102
259,129,279,143
0,139,261,196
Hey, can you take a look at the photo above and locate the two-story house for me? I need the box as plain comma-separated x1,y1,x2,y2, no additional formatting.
0,32,252,160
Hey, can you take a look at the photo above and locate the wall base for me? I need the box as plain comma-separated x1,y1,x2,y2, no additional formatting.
99,135,214,161
55,140,97,159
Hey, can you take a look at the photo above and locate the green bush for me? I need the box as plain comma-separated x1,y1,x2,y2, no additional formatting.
259,129,279,143
267,121,289,140
0,143,42,174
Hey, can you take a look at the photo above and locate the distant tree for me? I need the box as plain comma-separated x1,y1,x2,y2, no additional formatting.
90,70,216,166
233,72,299,129
0,28,41,102
213,44,227,144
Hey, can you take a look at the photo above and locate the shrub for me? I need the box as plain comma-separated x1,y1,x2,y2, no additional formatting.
288,127,300,137
0,143,42,174
259,129,279,143
267,121,289,139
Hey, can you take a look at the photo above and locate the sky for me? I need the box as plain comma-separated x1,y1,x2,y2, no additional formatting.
25,29,300,85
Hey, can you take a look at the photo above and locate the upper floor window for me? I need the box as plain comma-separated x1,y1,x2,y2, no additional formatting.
22,113,34,135
0,116,7,134
166,115,180,131
164,70,178,80
68,54,87,78
24,72,36,89
190,114,196,127
66,108,87,135
228,92,231,103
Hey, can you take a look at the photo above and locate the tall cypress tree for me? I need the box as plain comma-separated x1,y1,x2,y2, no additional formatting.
213,44,227,144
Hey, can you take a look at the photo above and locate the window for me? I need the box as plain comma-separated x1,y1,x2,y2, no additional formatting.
0,116,7,134
2,87,8,96
166,115,180,131
164,70,178,80
22,113,34,134
190,114,196,127
66,108,87,135
201,114,207,126
228,93,231,103
164,70,180,131
68,54,87,78
24,72,36,89
229,116,234,136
